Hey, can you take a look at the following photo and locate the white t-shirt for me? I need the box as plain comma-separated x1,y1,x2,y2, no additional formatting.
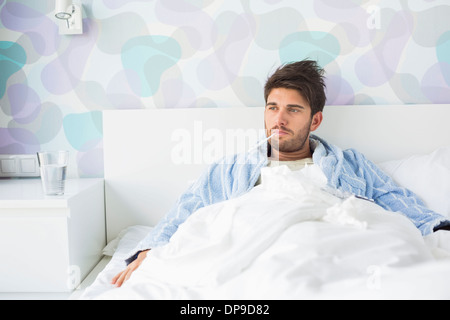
255,158,314,186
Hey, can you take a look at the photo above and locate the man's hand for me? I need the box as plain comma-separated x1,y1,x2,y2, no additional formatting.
111,250,149,287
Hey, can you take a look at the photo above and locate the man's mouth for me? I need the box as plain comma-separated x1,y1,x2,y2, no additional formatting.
271,128,291,137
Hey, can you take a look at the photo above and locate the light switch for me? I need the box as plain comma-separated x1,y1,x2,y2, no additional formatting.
0,155,40,177
20,158,37,173
1,159,16,173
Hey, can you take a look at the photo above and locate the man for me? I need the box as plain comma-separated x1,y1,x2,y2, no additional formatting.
112,60,450,287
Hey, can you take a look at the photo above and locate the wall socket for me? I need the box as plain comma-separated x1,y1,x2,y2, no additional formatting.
0,154,40,178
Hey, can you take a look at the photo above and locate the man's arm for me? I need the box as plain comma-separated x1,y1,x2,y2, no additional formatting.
124,151,262,263
361,154,450,235
126,187,207,261
111,157,239,286
111,149,265,287
111,185,207,287
311,137,449,235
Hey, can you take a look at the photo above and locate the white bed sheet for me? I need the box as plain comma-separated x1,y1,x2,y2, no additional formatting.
79,225,152,300
81,165,450,300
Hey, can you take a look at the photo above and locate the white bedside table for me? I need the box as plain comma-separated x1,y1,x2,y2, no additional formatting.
0,178,105,299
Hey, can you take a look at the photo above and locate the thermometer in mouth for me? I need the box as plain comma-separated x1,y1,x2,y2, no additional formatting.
248,132,279,152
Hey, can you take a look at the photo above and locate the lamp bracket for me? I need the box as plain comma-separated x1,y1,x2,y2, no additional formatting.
56,4,83,35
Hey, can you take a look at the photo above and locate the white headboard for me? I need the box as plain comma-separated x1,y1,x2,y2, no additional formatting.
103,104,450,241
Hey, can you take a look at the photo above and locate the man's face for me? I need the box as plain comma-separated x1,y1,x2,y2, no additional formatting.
264,88,322,160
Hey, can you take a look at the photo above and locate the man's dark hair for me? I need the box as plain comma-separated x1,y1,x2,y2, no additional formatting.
264,60,327,116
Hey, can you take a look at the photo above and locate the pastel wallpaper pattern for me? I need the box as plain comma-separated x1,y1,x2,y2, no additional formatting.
1,0,449,178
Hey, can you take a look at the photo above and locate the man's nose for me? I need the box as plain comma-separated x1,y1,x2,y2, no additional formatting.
274,109,288,127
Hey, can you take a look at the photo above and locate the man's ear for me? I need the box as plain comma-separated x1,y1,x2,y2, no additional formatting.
310,111,323,132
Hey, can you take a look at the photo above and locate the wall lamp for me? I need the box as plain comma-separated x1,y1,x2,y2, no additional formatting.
55,0,83,35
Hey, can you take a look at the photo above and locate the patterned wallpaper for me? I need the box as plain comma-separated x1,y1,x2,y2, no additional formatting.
1,0,449,177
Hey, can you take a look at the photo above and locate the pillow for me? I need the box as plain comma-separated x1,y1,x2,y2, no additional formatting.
103,225,152,256
378,147,450,218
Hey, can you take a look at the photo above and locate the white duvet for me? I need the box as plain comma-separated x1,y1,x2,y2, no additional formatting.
91,165,450,300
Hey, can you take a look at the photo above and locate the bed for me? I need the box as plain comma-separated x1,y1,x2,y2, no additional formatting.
78,104,450,300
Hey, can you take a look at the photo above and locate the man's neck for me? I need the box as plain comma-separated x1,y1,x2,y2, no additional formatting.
269,147,312,162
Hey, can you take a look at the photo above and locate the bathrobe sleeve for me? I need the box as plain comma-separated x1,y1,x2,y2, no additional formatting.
311,135,449,236
354,151,450,236
125,163,224,264
125,151,266,264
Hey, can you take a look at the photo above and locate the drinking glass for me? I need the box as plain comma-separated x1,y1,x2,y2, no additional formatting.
37,151,69,196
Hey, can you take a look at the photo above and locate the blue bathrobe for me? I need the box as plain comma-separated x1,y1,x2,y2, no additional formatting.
127,135,449,263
